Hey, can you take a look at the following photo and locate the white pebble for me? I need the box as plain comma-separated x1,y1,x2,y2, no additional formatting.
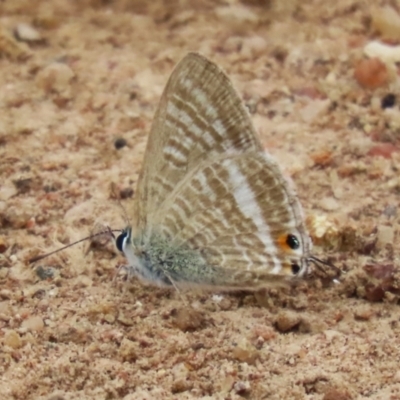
364,41,400,64
14,23,42,42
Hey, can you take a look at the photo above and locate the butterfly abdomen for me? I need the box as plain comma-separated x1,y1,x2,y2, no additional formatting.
134,233,210,286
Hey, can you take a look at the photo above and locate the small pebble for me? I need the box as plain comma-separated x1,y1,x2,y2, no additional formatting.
371,5,400,41
252,325,276,342
364,263,394,280
215,5,259,25
275,311,301,332
14,23,42,43
0,289,12,299
12,177,35,193
36,62,75,96
364,284,385,302
114,137,127,150
0,267,8,279
0,27,31,60
307,214,341,250
4,330,22,349
368,143,397,158
310,150,333,168
59,325,90,344
35,265,55,280
171,379,193,394
387,177,400,192
381,93,396,108
21,315,44,332
354,306,374,321
233,380,251,395
354,58,388,89
232,338,259,364
117,312,135,326
364,41,400,64
171,307,206,332
323,387,352,400
120,187,134,199
319,197,339,212
382,204,397,218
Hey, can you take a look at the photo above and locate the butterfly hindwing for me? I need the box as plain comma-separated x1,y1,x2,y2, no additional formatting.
151,151,310,279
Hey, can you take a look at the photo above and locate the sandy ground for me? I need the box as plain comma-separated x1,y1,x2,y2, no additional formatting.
1,0,400,399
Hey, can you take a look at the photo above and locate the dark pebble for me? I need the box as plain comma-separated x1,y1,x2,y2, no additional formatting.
114,138,127,150
36,266,55,280
120,187,134,199
381,93,396,109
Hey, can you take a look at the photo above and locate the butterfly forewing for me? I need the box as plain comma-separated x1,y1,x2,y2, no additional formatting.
128,52,312,288
134,53,263,234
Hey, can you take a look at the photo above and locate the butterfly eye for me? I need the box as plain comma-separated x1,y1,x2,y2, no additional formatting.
116,231,129,252
291,262,301,275
286,234,300,250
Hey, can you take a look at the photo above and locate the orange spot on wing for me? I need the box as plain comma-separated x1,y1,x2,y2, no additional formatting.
277,234,291,251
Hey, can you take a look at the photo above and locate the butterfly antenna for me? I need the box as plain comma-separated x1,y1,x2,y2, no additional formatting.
29,229,122,264
308,255,341,279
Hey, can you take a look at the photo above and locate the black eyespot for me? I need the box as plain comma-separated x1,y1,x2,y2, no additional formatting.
286,234,300,250
291,263,301,275
115,231,129,252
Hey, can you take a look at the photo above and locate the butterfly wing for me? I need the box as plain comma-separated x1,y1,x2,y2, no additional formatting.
128,52,312,288
149,151,311,287
134,53,263,235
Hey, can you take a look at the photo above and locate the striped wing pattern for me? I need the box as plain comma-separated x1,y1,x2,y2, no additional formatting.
134,53,262,234
128,53,312,288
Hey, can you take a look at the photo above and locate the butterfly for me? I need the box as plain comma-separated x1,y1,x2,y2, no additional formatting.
111,52,335,290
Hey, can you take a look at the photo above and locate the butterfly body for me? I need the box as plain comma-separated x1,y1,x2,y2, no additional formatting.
117,53,313,289
125,231,215,287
